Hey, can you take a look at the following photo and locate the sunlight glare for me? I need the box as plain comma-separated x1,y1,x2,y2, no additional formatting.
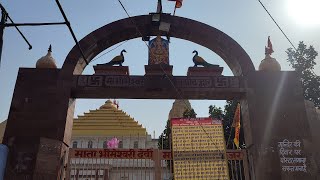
286,0,320,27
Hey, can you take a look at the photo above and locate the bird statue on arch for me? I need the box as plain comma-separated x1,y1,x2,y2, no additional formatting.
105,49,127,66
192,50,216,67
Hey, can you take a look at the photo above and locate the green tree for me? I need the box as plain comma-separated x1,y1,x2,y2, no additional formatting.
158,119,170,150
182,108,197,118
208,105,223,119
158,108,197,150
157,119,172,171
286,41,320,107
209,101,245,149
158,108,197,173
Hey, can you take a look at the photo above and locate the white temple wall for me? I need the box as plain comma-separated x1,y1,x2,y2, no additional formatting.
71,135,156,149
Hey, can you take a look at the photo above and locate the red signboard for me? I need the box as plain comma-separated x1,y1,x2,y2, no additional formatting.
171,117,222,126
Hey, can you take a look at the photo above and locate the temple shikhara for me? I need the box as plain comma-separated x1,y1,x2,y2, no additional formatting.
72,100,151,147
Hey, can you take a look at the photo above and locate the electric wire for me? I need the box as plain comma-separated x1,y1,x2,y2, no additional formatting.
55,0,89,65
116,0,224,155
90,40,128,63
117,0,222,152
257,1,319,76
257,0,297,51
117,0,190,102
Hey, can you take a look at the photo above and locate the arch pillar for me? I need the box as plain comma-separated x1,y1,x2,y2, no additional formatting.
2,69,74,179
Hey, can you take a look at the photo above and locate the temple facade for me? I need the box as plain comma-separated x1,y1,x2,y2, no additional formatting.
71,100,157,150
67,99,192,180
0,99,191,180
69,100,161,180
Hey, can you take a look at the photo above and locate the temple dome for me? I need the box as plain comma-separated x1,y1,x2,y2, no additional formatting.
36,45,57,69
100,100,117,109
259,54,281,71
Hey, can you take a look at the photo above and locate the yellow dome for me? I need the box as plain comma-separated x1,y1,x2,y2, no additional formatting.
36,45,57,69
259,54,281,71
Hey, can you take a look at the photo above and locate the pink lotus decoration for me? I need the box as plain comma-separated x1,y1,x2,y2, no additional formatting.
106,137,120,148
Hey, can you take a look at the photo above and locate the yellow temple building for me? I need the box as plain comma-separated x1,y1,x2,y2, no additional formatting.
67,99,191,180
0,99,192,179
71,100,158,150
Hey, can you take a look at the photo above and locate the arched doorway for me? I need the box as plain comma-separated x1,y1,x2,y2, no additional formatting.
3,14,317,180
61,14,254,77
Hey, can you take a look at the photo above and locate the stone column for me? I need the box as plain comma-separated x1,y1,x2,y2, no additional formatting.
2,68,74,180
242,71,319,180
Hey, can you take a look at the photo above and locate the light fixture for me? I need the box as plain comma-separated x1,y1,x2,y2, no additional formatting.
159,22,171,32
142,36,150,41
151,13,161,22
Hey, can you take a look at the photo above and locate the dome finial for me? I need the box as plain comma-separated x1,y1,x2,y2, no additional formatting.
48,44,52,52
259,36,281,71
100,99,117,109
35,45,57,68
265,36,274,56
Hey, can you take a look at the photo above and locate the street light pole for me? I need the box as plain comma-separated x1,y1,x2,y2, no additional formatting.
0,6,7,67
0,2,86,68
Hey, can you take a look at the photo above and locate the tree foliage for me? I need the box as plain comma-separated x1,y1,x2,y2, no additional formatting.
209,105,223,119
158,108,197,171
182,108,197,118
158,119,171,150
209,101,245,149
286,41,320,107
158,108,197,150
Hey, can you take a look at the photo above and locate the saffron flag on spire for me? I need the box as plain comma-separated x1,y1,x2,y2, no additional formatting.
233,103,241,149
168,0,183,8
265,36,274,55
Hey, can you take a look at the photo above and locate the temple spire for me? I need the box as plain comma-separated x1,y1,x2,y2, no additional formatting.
48,44,52,52
265,36,274,56
156,0,162,13
259,36,281,71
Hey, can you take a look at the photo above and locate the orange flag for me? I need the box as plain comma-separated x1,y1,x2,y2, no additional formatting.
175,0,183,8
265,36,274,55
233,103,241,149
168,0,183,8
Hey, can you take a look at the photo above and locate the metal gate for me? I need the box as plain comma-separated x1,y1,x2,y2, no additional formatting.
65,148,249,180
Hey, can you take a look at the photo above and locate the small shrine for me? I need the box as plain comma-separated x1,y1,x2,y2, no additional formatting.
93,34,224,77
145,35,173,75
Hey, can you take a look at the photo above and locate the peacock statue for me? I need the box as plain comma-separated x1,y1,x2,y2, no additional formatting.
105,49,127,66
192,50,216,67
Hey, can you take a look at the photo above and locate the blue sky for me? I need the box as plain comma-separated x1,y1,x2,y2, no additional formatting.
0,0,319,137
